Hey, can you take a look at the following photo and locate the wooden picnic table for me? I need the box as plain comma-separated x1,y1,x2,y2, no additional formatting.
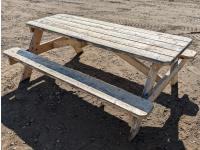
4,14,196,141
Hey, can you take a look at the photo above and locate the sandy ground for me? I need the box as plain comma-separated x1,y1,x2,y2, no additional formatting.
1,0,200,150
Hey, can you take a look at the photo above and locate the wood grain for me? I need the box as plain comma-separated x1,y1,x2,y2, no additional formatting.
26,14,192,64
4,47,153,118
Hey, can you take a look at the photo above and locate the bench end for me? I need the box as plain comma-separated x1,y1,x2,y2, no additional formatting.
180,49,197,59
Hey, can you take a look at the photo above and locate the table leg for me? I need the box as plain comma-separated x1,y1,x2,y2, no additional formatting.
21,28,43,81
127,64,159,141
71,39,86,54
148,59,187,101
171,60,178,98
142,63,161,98
128,116,141,141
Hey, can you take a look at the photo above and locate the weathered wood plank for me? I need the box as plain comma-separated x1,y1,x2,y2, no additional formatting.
26,14,193,64
27,20,174,64
46,17,185,52
36,37,87,54
57,14,192,43
52,15,190,47
35,37,66,54
4,47,153,118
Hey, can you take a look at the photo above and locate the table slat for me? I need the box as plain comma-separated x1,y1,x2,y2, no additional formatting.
27,14,192,64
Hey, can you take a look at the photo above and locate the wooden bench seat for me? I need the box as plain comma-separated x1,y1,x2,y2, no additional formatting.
4,47,153,118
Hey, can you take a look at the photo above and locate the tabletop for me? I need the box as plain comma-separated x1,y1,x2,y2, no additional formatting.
27,14,192,64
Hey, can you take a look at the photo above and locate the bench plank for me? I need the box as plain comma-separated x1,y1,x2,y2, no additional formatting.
27,14,192,64
4,48,153,117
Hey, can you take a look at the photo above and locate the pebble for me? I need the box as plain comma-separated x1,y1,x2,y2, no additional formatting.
191,140,196,143
7,131,12,134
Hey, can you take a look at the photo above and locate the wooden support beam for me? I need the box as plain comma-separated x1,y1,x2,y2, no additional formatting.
35,37,67,54
9,28,44,65
21,28,43,81
142,63,161,98
171,60,178,98
128,117,141,141
117,53,162,82
128,115,142,141
36,37,87,54
9,36,88,65
64,38,87,54
148,59,187,101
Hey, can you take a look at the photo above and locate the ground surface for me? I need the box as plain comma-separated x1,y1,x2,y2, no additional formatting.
1,0,200,150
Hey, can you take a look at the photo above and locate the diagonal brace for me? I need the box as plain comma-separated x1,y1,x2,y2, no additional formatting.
148,59,187,101
117,53,162,82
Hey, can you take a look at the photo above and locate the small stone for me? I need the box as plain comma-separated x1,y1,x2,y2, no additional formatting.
191,140,196,143
146,117,151,120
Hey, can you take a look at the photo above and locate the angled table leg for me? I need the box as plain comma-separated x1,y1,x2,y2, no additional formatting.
128,63,160,141
128,117,141,141
142,63,161,98
115,53,162,141
171,60,179,98
21,28,43,81
53,37,87,54
148,59,187,101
